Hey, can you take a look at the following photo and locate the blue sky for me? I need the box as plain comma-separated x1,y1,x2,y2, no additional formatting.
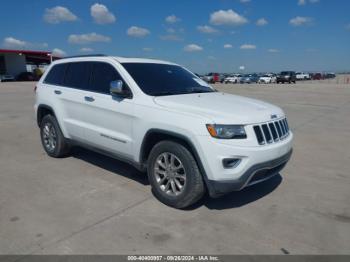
1,0,349,73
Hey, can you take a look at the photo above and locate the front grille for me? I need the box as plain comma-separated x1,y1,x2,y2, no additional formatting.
253,118,290,145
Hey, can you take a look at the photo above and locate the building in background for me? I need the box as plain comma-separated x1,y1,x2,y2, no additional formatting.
0,49,60,81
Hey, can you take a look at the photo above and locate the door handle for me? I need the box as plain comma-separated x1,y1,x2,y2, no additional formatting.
54,90,62,95
84,96,95,102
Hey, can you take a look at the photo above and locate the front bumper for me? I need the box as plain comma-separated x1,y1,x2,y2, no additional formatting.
206,149,292,197
193,129,293,197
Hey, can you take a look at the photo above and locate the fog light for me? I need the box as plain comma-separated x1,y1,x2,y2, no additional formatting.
222,158,241,169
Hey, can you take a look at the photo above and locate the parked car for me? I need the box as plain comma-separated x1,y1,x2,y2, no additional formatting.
259,74,276,84
17,72,36,81
311,73,324,80
324,73,336,79
224,74,242,84
0,74,15,82
276,71,296,84
240,74,259,84
269,73,277,83
296,72,311,81
35,55,293,208
202,73,222,83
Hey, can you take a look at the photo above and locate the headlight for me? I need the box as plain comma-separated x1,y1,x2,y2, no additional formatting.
206,124,247,139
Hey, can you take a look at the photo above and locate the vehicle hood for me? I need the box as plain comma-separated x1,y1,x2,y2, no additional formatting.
153,92,284,124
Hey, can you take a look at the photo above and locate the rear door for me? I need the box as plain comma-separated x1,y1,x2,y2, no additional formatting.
78,61,134,158
56,62,92,141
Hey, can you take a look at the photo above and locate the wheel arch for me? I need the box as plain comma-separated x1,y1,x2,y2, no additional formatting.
37,104,56,127
139,129,212,192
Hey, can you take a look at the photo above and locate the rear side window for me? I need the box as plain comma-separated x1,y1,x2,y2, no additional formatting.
63,62,92,90
44,63,67,85
90,62,123,94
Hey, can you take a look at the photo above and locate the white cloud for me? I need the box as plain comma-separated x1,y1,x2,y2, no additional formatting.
165,15,181,24
268,49,280,53
165,28,184,34
224,44,233,49
256,18,268,26
79,47,94,52
184,44,203,52
68,33,111,44
166,28,176,34
299,0,319,5
197,25,219,34
2,37,48,49
142,47,153,52
2,37,27,48
127,26,150,38
240,44,256,50
52,48,66,57
210,9,248,26
90,3,116,24
289,16,312,26
240,0,251,3
43,6,77,24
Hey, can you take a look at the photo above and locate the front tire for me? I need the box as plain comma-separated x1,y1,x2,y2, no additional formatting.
40,114,71,158
147,141,205,209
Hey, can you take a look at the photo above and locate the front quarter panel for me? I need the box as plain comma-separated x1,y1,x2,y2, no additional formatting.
132,99,210,163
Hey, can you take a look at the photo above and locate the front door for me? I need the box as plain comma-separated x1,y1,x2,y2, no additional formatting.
79,62,134,158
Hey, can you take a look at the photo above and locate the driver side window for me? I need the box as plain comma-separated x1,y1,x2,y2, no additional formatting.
89,62,127,94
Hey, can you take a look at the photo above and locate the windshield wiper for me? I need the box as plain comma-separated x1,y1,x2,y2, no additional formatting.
151,91,178,96
187,88,215,94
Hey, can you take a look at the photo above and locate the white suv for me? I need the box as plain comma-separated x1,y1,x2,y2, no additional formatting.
35,55,293,208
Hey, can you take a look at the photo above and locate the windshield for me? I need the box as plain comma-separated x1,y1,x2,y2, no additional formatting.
122,63,215,96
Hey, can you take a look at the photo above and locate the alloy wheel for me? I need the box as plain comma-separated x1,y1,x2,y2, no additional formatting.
42,122,57,152
154,152,186,196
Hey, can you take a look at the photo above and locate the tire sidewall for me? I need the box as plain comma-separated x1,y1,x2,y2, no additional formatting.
147,141,203,208
40,115,65,157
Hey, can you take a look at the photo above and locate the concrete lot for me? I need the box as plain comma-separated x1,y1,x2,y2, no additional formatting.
0,78,350,255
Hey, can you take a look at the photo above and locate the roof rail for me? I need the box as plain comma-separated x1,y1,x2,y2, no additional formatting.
59,54,107,59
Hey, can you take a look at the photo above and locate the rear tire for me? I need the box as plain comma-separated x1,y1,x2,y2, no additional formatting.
147,141,205,209
40,114,71,158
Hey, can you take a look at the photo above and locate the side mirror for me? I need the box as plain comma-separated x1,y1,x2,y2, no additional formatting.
110,80,132,98
110,80,130,97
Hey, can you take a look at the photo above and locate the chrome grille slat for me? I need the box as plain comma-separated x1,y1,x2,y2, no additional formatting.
268,123,279,141
253,126,265,145
261,124,273,143
275,121,282,138
280,120,286,137
253,118,290,146
283,119,289,132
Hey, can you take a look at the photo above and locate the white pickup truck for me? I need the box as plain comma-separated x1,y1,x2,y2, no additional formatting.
296,72,311,80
